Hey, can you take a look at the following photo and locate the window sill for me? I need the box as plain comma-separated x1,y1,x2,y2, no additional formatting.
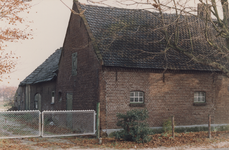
129,103,145,107
193,103,207,106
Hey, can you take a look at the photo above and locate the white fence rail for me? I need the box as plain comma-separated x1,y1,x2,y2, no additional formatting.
0,110,41,139
42,110,96,137
0,110,96,139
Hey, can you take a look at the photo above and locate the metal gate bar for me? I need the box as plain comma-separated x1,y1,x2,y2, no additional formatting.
0,110,96,139
0,110,41,139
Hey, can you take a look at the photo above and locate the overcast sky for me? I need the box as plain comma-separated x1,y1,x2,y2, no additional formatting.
1,0,222,87
2,0,74,86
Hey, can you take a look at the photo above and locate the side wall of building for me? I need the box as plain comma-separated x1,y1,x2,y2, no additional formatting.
29,81,57,111
18,80,56,111
56,2,100,111
99,68,229,130
214,76,229,124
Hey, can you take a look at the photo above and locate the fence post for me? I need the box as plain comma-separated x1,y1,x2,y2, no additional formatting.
171,116,175,138
39,111,42,137
96,102,100,139
208,114,211,139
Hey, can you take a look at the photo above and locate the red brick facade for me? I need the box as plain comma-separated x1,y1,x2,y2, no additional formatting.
99,68,229,129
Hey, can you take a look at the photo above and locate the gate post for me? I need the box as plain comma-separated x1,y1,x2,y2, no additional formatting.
171,116,175,138
208,114,211,138
96,102,100,139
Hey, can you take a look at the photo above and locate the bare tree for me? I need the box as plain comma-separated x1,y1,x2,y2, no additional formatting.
0,86,17,101
82,0,229,76
0,0,31,81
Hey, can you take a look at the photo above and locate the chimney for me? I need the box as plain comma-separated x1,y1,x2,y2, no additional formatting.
197,3,211,20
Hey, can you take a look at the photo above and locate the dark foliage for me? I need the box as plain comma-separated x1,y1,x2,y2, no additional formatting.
115,109,152,143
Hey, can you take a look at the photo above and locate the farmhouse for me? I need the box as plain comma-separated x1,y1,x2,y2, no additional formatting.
15,48,62,111
17,1,229,134
56,1,229,132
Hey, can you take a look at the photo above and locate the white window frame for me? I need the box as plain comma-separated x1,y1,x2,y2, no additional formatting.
34,99,38,109
194,92,206,103
51,91,55,104
34,93,41,110
130,91,144,103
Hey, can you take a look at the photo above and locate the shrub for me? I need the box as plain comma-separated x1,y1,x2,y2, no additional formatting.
162,118,173,134
114,109,152,143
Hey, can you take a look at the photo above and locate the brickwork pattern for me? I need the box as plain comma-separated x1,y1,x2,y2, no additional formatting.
56,2,100,111
214,76,229,124
99,68,229,130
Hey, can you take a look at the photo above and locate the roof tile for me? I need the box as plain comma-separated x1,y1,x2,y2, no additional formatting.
80,4,221,71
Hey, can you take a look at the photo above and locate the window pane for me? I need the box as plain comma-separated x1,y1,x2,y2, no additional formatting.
35,102,38,109
194,92,205,103
201,96,205,102
52,97,54,104
194,92,198,97
135,92,138,96
194,97,198,102
199,92,204,96
130,91,144,103
135,98,138,102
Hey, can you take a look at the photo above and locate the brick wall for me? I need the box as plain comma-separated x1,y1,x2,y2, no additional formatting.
99,68,229,129
56,2,100,111
214,76,229,124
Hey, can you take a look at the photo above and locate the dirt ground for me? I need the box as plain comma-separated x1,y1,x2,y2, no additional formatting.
1,131,229,150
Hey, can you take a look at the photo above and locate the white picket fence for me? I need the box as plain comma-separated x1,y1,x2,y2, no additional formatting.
0,110,96,139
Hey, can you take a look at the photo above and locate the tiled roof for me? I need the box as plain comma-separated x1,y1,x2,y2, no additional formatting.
20,48,62,86
80,4,223,71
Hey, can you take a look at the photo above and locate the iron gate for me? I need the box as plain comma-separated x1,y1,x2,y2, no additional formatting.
0,110,96,139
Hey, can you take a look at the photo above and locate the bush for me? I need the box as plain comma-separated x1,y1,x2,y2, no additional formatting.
114,109,152,143
162,118,173,133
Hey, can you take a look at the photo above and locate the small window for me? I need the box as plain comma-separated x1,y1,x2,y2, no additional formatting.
130,91,144,103
34,98,38,109
194,92,205,103
51,91,55,104
34,93,41,110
